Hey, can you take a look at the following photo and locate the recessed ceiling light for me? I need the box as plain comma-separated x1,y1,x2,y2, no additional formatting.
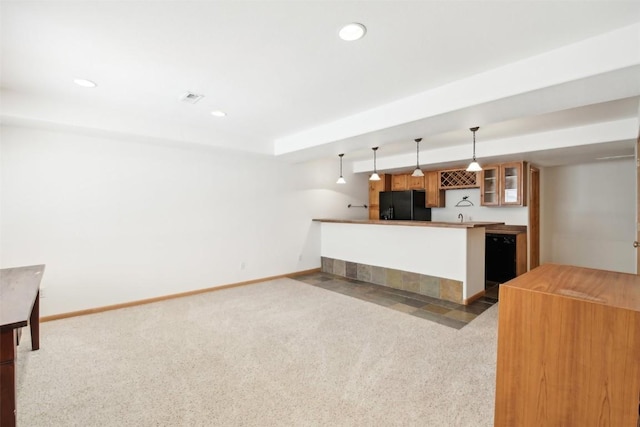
339,23,366,41
211,110,227,117
73,78,97,88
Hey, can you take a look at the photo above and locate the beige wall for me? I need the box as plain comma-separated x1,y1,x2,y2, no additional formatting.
541,158,635,274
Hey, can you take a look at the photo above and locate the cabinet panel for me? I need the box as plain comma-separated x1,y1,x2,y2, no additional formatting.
500,162,525,206
480,165,500,206
425,171,445,208
391,174,409,191
439,169,479,189
481,162,528,207
368,174,390,206
368,206,380,221
407,174,425,190
515,233,527,277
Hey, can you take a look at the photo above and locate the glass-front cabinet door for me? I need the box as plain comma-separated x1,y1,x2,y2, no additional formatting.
481,162,527,206
481,165,500,206
500,162,526,206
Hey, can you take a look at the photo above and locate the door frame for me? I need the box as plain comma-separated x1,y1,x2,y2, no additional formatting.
636,133,640,274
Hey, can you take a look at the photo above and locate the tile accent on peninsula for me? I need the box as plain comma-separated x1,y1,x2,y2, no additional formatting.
321,256,464,305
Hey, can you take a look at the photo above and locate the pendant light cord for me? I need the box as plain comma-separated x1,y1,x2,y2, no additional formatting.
470,126,479,161
373,147,378,172
472,131,476,161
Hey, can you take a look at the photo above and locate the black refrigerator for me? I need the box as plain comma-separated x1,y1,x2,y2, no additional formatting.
379,190,431,221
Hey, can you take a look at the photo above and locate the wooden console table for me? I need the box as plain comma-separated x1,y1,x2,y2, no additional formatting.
1,265,45,427
494,263,640,426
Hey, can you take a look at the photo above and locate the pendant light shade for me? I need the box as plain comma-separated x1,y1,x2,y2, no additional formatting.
336,153,346,184
467,160,482,172
411,138,424,177
466,126,483,172
369,147,381,181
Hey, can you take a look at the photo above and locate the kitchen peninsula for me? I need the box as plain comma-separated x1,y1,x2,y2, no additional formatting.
313,219,503,305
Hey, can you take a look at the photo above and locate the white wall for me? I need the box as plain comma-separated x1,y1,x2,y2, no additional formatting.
0,125,368,316
430,188,528,225
541,159,635,274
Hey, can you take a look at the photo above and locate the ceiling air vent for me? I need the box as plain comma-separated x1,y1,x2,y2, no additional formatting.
180,92,205,104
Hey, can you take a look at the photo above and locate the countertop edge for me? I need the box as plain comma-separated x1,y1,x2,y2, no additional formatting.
312,219,505,229
502,263,640,312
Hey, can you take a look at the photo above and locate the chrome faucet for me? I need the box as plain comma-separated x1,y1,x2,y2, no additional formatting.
458,213,463,223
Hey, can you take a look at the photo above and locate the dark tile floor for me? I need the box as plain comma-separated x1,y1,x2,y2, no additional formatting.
291,271,499,330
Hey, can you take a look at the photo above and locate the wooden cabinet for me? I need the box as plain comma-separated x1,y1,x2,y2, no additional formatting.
391,174,409,191
481,162,527,207
368,174,391,220
495,264,640,426
480,165,500,206
500,162,526,206
424,171,445,208
391,173,425,190
439,168,480,189
371,162,527,211
407,174,425,190
515,233,527,277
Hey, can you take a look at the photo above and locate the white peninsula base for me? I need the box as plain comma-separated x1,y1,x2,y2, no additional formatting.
315,219,497,305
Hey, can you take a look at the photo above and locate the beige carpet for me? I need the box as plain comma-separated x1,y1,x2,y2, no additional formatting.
16,278,498,426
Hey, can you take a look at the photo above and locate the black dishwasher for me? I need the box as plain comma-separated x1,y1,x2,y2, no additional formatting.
485,233,517,285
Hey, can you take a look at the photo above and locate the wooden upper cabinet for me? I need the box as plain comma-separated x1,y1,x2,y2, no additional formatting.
425,170,445,208
407,174,425,190
439,168,480,189
368,174,391,219
481,162,528,207
370,162,528,213
480,165,500,206
391,173,409,191
500,162,527,206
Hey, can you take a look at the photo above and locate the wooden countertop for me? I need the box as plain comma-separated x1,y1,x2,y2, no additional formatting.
485,225,527,235
503,263,640,312
313,219,505,229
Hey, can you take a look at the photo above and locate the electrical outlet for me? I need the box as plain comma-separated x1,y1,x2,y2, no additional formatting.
240,261,246,270
39,287,46,298
298,254,303,261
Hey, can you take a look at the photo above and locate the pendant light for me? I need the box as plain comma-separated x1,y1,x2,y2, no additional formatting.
411,138,424,177
336,153,346,184
466,126,482,172
369,147,381,181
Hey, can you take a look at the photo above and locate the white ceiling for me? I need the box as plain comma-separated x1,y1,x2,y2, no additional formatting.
1,1,639,170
